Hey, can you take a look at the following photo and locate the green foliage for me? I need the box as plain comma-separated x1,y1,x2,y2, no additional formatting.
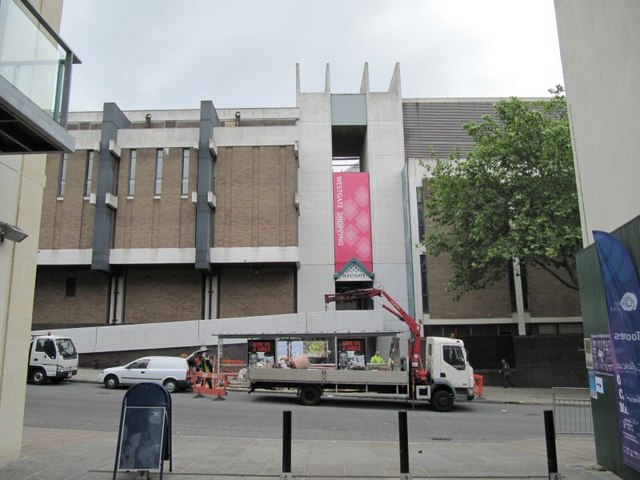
303,340,327,356
422,92,581,295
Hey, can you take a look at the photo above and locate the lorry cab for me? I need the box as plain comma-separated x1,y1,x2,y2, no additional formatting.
28,335,78,385
425,337,474,401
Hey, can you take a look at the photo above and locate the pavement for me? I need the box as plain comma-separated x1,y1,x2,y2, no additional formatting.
0,369,619,480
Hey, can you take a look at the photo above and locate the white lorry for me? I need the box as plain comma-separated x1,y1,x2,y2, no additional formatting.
27,335,78,385
246,288,475,412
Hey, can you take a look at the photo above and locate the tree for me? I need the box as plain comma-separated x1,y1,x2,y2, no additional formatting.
422,90,581,296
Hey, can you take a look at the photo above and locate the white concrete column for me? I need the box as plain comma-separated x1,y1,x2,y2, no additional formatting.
512,258,526,336
0,154,46,460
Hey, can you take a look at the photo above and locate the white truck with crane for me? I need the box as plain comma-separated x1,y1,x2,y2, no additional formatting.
246,288,475,411
27,334,78,384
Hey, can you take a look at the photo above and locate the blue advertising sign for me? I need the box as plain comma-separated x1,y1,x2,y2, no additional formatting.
594,230,640,472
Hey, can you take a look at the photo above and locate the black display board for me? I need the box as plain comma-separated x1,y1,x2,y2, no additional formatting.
113,383,172,479
117,406,166,470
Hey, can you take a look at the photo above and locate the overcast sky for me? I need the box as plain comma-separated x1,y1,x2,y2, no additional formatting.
60,0,564,112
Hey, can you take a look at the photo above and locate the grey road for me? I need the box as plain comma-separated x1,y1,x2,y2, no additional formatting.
25,382,546,443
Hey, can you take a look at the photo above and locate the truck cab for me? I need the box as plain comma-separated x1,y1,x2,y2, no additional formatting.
28,335,78,385
425,337,474,405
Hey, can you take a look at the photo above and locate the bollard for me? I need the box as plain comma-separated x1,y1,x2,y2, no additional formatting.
281,411,292,480
544,410,560,480
399,411,411,480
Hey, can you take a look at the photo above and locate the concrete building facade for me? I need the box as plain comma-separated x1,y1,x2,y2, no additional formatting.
555,2,640,478
554,0,640,248
0,0,78,461
33,64,582,384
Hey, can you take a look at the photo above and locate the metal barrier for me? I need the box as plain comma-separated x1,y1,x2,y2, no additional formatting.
552,387,593,435
191,371,237,400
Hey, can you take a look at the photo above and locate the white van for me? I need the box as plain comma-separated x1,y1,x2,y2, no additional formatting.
98,356,191,393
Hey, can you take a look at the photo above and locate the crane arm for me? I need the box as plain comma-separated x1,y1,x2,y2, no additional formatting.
324,288,421,336
325,287,426,382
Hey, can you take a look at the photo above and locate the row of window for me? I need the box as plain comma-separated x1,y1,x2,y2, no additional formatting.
425,322,583,337
58,149,191,198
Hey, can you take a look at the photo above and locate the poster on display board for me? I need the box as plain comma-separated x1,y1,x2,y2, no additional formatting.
594,230,640,472
591,333,614,377
337,338,366,369
248,340,276,366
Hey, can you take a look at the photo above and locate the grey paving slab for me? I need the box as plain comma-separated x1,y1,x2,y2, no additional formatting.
0,426,621,480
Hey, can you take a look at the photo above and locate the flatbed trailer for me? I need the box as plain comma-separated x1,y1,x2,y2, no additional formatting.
249,367,410,391
247,335,474,411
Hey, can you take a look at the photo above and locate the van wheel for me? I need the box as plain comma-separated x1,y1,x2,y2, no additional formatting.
431,390,454,412
163,379,178,393
299,385,322,406
104,375,119,389
30,368,47,385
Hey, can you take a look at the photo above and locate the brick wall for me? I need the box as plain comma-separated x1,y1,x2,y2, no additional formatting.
512,334,587,387
41,151,96,249
218,267,295,318
214,146,298,247
33,268,109,328
125,267,202,323
475,335,588,387
526,265,581,317
114,148,197,249
427,253,513,319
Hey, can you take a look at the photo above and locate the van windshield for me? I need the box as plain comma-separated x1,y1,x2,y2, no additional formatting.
56,339,77,359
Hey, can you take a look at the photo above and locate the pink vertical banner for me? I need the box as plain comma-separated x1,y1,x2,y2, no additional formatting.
333,172,372,272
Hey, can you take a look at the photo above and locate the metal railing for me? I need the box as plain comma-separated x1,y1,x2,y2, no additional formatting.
0,0,80,125
552,387,593,434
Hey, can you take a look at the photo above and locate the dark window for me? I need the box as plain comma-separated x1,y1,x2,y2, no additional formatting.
58,153,68,197
65,276,76,297
498,324,516,336
443,345,466,370
416,186,425,242
84,151,94,196
128,150,137,195
111,150,119,195
417,187,429,314
181,149,189,195
420,254,429,313
55,339,77,359
155,149,163,195
36,339,56,358
127,359,150,369
332,156,360,173
333,282,374,310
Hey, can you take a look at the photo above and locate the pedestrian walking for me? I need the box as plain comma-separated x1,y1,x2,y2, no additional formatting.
499,358,515,388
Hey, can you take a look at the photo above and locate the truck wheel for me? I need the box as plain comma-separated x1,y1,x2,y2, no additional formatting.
163,379,178,393
431,390,454,412
30,368,47,385
104,375,119,389
299,385,322,406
